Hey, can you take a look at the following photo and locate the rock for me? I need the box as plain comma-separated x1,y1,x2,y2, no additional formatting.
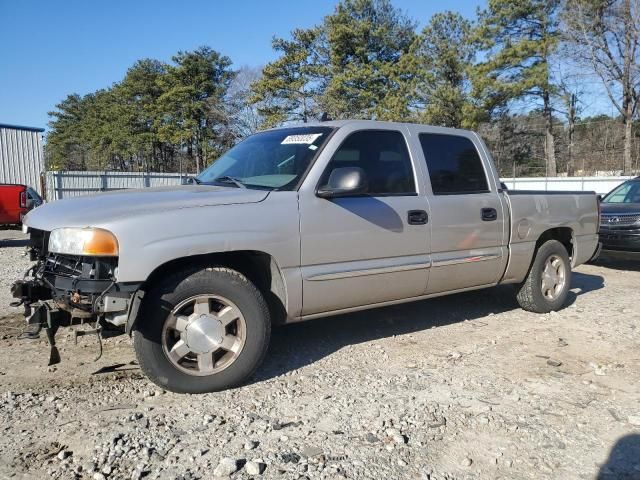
280,452,301,464
213,457,239,477
628,415,640,426
460,457,473,467
386,428,406,444
57,450,71,460
244,440,259,450
365,433,379,443
547,359,562,367
245,460,266,475
302,446,323,458
93,474,106,480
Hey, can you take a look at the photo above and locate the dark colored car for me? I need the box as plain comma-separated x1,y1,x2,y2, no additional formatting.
0,184,43,226
599,177,640,252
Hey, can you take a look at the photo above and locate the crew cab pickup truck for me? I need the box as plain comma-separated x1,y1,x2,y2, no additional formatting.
11,121,600,393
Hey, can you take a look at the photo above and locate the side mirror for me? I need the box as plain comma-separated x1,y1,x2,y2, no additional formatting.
317,167,368,199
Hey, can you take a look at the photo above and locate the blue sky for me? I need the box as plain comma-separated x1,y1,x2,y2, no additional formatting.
1,1,485,131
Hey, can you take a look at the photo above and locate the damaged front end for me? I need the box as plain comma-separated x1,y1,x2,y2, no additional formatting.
11,228,141,365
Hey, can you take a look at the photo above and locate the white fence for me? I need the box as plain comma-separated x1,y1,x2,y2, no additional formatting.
45,171,194,201
501,176,633,195
42,171,634,202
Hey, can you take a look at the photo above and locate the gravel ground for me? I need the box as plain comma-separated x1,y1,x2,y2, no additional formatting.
0,231,639,480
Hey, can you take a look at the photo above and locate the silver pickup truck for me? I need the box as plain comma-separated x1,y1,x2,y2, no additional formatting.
12,120,600,393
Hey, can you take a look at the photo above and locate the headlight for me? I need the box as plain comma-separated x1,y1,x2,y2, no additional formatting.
48,228,119,256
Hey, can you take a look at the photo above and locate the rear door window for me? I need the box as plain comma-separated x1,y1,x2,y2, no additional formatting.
419,133,489,195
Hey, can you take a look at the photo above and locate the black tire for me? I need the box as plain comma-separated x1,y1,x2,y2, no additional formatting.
516,239,572,313
133,267,270,393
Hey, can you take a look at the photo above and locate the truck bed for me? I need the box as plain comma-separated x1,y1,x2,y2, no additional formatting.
500,189,600,283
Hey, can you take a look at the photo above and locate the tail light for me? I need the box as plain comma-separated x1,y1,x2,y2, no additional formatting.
19,190,27,208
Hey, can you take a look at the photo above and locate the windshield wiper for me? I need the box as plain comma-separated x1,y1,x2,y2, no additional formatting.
214,176,247,189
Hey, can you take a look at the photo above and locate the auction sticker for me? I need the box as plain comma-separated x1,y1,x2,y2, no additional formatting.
281,133,323,145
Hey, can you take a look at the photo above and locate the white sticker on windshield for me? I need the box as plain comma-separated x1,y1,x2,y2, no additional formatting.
281,133,323,145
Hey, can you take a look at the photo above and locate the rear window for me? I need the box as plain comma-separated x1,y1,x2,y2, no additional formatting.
419,133,489,195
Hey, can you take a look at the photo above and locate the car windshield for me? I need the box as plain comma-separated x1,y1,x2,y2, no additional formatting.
196,126,334,190
603,180,640,203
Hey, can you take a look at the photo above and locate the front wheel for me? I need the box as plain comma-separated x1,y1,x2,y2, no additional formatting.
516,239,572,313
133,267,270,393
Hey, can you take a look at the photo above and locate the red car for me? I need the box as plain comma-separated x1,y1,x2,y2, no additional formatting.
0,184,43,226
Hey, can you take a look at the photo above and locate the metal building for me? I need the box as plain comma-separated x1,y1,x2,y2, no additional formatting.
0,123,45,194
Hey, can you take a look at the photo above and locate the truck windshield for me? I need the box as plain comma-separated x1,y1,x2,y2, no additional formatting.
197,126,334,190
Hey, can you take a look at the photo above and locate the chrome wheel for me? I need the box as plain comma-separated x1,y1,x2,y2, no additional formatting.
162,295,246,376
541,254,566,301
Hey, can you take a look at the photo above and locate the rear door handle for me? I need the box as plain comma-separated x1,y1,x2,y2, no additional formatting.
408,210,428,225
481,208,497,221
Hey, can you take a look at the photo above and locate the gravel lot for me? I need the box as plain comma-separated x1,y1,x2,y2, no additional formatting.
1,229,639,480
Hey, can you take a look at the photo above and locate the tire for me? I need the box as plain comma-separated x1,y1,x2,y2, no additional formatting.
516,239,572,313
133,267,270,394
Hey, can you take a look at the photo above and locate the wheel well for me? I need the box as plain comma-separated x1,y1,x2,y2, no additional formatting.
535,227,573,259
142,251,288,325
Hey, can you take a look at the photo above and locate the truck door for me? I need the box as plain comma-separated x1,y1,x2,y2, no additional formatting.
298,127,431,316
415,131,507,294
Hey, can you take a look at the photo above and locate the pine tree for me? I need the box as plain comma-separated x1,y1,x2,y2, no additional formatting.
411,11,476,128
472,0,561,176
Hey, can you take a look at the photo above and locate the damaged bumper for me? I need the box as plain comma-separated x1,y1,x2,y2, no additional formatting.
10,228,142,364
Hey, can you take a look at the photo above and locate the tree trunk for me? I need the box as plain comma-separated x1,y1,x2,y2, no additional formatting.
623,113,633,175
622,0,634,175
567,93,576,177
543,92,557,177
196,145,204,174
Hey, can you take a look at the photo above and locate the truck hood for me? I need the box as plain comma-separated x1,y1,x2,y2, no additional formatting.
25,185,270,231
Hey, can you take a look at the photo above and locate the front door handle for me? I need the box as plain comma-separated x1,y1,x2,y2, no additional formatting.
408,210,428,225
481,207,498,221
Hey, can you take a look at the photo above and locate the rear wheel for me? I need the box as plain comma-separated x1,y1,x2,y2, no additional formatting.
516,239,572,313
133,267,270,393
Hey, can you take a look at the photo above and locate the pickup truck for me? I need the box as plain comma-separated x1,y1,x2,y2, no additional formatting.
0,184,42,226
11,120,600,393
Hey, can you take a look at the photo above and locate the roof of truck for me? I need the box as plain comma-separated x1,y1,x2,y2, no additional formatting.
262,120,477,136
267,119,475,136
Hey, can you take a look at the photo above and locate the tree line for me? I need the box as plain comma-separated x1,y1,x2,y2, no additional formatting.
47,0,640,177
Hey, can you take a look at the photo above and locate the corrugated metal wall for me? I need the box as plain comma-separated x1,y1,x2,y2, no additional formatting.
0,125,45,194
45,171,193,201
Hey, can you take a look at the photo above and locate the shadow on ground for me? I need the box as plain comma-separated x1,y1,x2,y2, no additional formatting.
0,238,28,248
255,271,604,382
593,251,640,272
598,434,640,479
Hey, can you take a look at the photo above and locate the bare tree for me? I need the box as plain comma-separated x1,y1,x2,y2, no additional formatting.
564,0,640,174
227,66,265,138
